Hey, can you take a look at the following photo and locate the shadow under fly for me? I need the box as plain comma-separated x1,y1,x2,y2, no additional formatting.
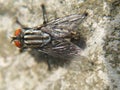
11,4,88,70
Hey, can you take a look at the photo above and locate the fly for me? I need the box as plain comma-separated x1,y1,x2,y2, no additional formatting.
11,4,88,59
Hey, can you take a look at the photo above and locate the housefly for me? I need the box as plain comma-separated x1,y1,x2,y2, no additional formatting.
11,4,88,59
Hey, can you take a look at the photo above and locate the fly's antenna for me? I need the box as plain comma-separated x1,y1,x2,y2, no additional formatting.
41,4,48,25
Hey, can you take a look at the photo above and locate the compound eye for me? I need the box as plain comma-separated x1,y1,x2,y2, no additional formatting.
13,28,22,48
14,40,22,48
14,28,21,36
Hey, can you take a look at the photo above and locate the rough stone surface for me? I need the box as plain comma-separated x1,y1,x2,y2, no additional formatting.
0,0,120,90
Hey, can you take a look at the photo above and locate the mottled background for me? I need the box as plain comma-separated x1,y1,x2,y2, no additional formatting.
0,0,120,90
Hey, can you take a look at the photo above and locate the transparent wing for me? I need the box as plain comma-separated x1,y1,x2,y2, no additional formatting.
38,39,81,59
41,13,88,38
48,13,87,25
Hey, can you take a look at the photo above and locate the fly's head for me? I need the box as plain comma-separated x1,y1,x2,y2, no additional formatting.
11,28,24,48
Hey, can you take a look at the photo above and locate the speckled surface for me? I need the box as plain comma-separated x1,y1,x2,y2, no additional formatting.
0,0,120,90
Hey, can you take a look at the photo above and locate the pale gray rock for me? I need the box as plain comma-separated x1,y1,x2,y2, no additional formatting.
0,0,120,90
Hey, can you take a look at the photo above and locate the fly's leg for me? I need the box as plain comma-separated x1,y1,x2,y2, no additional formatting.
41,4,48,25
47,59,52,71
15,17,28,28
44,54,52,71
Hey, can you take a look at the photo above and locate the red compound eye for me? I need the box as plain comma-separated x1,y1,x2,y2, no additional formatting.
13,28,22,48
14,28,21,36
14,40,22,48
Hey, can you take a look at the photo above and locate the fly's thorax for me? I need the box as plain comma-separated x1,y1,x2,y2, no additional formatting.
23,28,51,48
24,29,51,48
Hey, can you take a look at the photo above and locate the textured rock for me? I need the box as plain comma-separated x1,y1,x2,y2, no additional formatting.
0,0,120,90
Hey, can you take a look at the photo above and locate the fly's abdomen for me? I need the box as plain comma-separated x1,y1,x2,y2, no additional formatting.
23,29,51,48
